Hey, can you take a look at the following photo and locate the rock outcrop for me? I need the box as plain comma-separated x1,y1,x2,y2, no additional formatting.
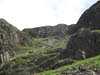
68,1,100,34
0,19,31,66
61,1,100,60
65,30,100,59
77,1,100,29
23,24,68,38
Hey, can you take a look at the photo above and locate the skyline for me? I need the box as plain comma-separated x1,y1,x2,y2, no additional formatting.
0,0,98,30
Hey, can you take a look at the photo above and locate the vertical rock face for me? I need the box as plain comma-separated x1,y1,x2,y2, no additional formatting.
0,19,30,65
23,24,68,38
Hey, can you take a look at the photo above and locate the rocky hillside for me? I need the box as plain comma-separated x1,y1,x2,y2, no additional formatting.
0,20,70,75
68,1,100,34
0,1,100,75
0,19,31,66
77,1,100,29
37,54,100,75
61,0,100,60
65,30,100,60
23,24,68,38
0,36,71,75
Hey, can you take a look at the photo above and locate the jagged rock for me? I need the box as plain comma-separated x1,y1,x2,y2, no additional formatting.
23,24,68,38
0,19,31,66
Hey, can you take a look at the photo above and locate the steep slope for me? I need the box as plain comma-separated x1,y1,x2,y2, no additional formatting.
77,1,100,29
1,1,100,75
61,1,100,60
68,1,100,34
0,20,71,75
37,55,100,75
23,24,68,38
0,36,71,75
0,19,31,66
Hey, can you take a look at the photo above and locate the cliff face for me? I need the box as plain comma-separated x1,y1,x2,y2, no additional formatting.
62,1,100,60
23,24,68,38
0,19,30,65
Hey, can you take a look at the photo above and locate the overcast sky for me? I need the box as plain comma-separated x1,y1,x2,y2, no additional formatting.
0,0,98,30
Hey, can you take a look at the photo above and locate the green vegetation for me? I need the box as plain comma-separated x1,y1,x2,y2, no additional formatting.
0,36,69,75
92,30,100,33
16,37,54,53
17,45,33,50
16,36,68,55
89,60,100,67
0,39,67,75
30,39,44,48
0,49,57,75
36,55,100,75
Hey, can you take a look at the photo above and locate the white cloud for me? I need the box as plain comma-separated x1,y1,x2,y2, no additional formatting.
0,0,98,30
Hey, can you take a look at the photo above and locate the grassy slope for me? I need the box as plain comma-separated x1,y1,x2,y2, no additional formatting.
0,36,69,75
92,30,100,33
36,55,100,75
33,30,100,75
